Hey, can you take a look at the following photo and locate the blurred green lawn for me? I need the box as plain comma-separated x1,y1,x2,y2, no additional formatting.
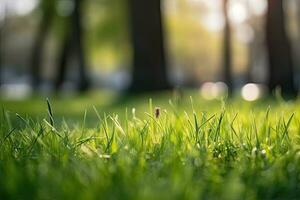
1,90,297,127
1,91,300,199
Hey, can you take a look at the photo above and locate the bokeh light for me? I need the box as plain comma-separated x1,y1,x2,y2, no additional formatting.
241,83,262,101
0,83,32,100
200,82,228,100
229,1,247,24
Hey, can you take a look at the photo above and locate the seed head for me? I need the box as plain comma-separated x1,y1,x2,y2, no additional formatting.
155,107,161,119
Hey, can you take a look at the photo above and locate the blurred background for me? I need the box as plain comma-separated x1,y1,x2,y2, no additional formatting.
0,0,300,101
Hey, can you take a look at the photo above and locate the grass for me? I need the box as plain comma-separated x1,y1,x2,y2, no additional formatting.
1,92,300,199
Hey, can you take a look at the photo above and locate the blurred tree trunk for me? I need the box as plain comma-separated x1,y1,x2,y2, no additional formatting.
55,35,71,91
72,0,89,92
128,0,171,93
222,0,233,95
55,0,89,92
298,0,300,39
0,4,7,88
30,1,54,90
245,0,253,83
266,0,296,97
296,0,300,70
0,24,3,87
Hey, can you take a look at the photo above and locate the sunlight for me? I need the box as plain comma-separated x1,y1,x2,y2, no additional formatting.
200,82,228,100
200,82,216,100
202,12,224,32
199,0,224,32
229,1,247,24
199,0,248,31
248,0,267,16
0,83,32,100
199,0,267,32
241,83,261,101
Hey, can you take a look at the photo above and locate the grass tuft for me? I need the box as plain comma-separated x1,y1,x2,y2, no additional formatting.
0,95,300,199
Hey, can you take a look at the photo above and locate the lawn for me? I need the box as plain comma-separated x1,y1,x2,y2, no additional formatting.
1,91,300,199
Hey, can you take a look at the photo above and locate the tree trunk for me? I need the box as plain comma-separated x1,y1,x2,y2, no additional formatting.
296,0,300,72
128,0,171,93
55,35,71,91
245,0,253,83
0,23,3,87
0,4,8,88
266,0,296,97
222,0,233,95
298,0,300,41
72,0,89,92
55,0,89,92
30,2,54,90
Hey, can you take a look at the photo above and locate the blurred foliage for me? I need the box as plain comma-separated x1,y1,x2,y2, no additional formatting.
3,0,299,83
30,0,130,71
166,0,247,82
84,0,130,70
27,0,247,76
